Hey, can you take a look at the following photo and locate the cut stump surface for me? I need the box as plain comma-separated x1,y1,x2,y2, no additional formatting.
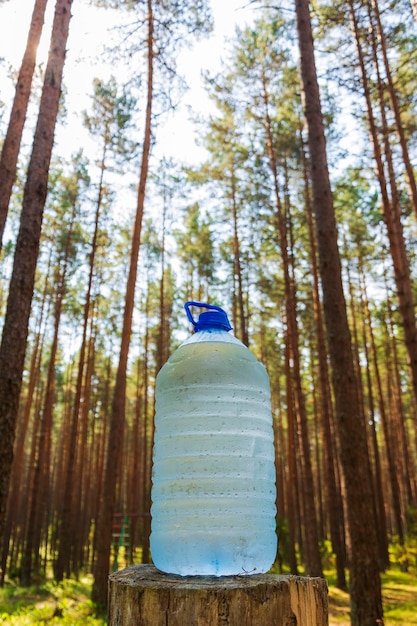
108,564,328,625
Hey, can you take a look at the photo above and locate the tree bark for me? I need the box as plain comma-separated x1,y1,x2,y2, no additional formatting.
0,0,73,570
301,132,346,589
294,0,383,624
108,564,328,626
349,0,417,407
0,0,49,249
369,0,417,221
0,257,51,585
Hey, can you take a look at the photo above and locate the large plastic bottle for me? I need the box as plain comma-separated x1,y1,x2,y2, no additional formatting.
150,301,277,576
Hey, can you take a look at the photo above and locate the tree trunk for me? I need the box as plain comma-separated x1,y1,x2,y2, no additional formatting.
73,329,96,575
140,287,151,564
294,1,383,624
262,76,322,578
20,275,62,585
359,269,389,568
20,200,75,586
349,0,417,406
54,149,103,582
285,334,299,575
108,565,328,626
230,171,249,346
91,356,112,569
0,0,49,248
92,0,154,607
0,0,73,569
0,258,51,584
301,132,346,589
369,0,417,221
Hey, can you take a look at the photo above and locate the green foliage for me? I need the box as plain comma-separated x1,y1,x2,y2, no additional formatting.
390,538,417,575
83,76,139,168
0,577,106,625
390,506,417,575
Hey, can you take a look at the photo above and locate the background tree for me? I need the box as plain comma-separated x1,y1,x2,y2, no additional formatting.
92,0,213,606
0,0,73,567
174,201,216,303
0,0,49,249
294,0,383,623
54,75,137,583
20,160,83,586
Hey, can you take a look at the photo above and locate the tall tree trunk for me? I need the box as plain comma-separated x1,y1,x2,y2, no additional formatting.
230,171,249,346
0,256,51,584
91,356,111,569
286,196,323,578
20,201,75,586
349,0,417,406
92,0,154,607
383,277,415,524
127,357,144,563
54,145,104,582
0,0,49,248
156,195,168,373
301,132,346,589
262,74,322,577
75,329,97,573
140,287,151,564
380,302,406,538
285,333,299,575
369,0,417,220
0,0,73,568
11,364,47,572
294,1,383,624
359,268,390,567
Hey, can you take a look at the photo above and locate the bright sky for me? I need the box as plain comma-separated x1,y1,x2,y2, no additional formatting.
0,0,257,163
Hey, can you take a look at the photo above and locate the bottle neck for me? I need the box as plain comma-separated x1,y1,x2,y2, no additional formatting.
183,329,242,346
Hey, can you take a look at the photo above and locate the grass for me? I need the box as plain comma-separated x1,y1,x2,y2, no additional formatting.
327,567,417,625
0,576,106,625
0,565,415,624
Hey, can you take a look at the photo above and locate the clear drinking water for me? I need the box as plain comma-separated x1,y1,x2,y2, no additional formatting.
150,303,277,576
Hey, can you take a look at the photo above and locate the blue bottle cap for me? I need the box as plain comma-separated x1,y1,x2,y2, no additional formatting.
184,301,233,332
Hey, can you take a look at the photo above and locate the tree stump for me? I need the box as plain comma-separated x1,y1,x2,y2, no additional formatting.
108,564,328,625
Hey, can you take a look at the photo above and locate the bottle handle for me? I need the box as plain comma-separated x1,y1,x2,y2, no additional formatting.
184,301,228,327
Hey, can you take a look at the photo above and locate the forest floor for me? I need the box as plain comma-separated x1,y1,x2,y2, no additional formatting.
0,566,415,624
0,576,106,625
327,566,417,625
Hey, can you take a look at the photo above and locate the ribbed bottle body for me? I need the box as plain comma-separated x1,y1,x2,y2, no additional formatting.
150,331,277,576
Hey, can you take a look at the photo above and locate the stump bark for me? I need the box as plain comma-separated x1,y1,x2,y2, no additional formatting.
108,564,328,625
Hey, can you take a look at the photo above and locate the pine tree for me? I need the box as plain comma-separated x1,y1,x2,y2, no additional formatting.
294,0,383,623
54,76,136,583
0,0,73,568
0,0,49,248
91,0,212,603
